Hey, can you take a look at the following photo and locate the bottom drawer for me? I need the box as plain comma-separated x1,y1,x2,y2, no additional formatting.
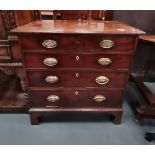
29,88,124,108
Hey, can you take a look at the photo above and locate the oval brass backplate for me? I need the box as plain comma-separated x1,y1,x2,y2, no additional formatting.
42,40,57,48
45,75,58,83
43,58,58,66
98,58,112,66
99,40,114,49
93,95,106,103
95,76,109,85
47,95,60,102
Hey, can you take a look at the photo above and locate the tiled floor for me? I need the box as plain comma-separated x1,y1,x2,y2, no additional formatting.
0,83,154,145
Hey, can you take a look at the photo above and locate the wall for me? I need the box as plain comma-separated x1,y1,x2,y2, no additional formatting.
113,10,155,79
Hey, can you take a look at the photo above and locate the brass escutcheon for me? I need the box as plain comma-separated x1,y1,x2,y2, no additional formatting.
76,56,80,61
76,73,79,77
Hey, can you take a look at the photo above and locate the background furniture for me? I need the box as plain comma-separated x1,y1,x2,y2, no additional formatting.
40,10,53,20
41,10,113,21
10,20,144,124
0,10,40,112
131,35,155,142
131,35,155,121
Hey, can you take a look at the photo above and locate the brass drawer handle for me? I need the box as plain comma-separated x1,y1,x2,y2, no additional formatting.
93,95,106,103
43,58,58,66
98,58,112,66
95,76,109,85
42,40,57,48
99,40,114,49
45,75,58,83
47,95,60,102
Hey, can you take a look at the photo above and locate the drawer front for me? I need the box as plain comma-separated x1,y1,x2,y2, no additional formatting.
29,88,124,108
27,70,128,88
24,52,132,70
21,35,135,51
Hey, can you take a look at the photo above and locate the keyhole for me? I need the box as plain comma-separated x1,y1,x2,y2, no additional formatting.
76,56,79,61
75,91,79,95
76,73,79,78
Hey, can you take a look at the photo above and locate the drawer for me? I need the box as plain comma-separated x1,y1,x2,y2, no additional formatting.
29,88,124,108
27,70,128,88
23,52,132,70
21,35,135,51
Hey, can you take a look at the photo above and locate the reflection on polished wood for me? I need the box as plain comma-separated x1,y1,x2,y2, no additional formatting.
10,20,145,35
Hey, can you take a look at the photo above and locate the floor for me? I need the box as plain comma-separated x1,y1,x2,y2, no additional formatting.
0,83,155,145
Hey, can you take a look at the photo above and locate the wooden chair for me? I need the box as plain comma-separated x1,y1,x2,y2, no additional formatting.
40,10,53,20
130,35,155,142
53,10,92,20
40,10,113,21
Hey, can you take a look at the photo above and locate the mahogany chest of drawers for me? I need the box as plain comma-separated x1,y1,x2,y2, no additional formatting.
10,20,144,125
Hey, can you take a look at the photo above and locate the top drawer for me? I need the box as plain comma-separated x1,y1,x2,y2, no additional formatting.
21,35,136,51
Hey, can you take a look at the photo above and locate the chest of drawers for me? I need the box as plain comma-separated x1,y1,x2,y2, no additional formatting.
10,20,144,125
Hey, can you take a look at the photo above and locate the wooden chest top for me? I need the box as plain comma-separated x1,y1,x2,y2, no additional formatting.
10,20,145,35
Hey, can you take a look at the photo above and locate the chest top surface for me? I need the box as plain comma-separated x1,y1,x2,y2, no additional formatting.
10,20,145,35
